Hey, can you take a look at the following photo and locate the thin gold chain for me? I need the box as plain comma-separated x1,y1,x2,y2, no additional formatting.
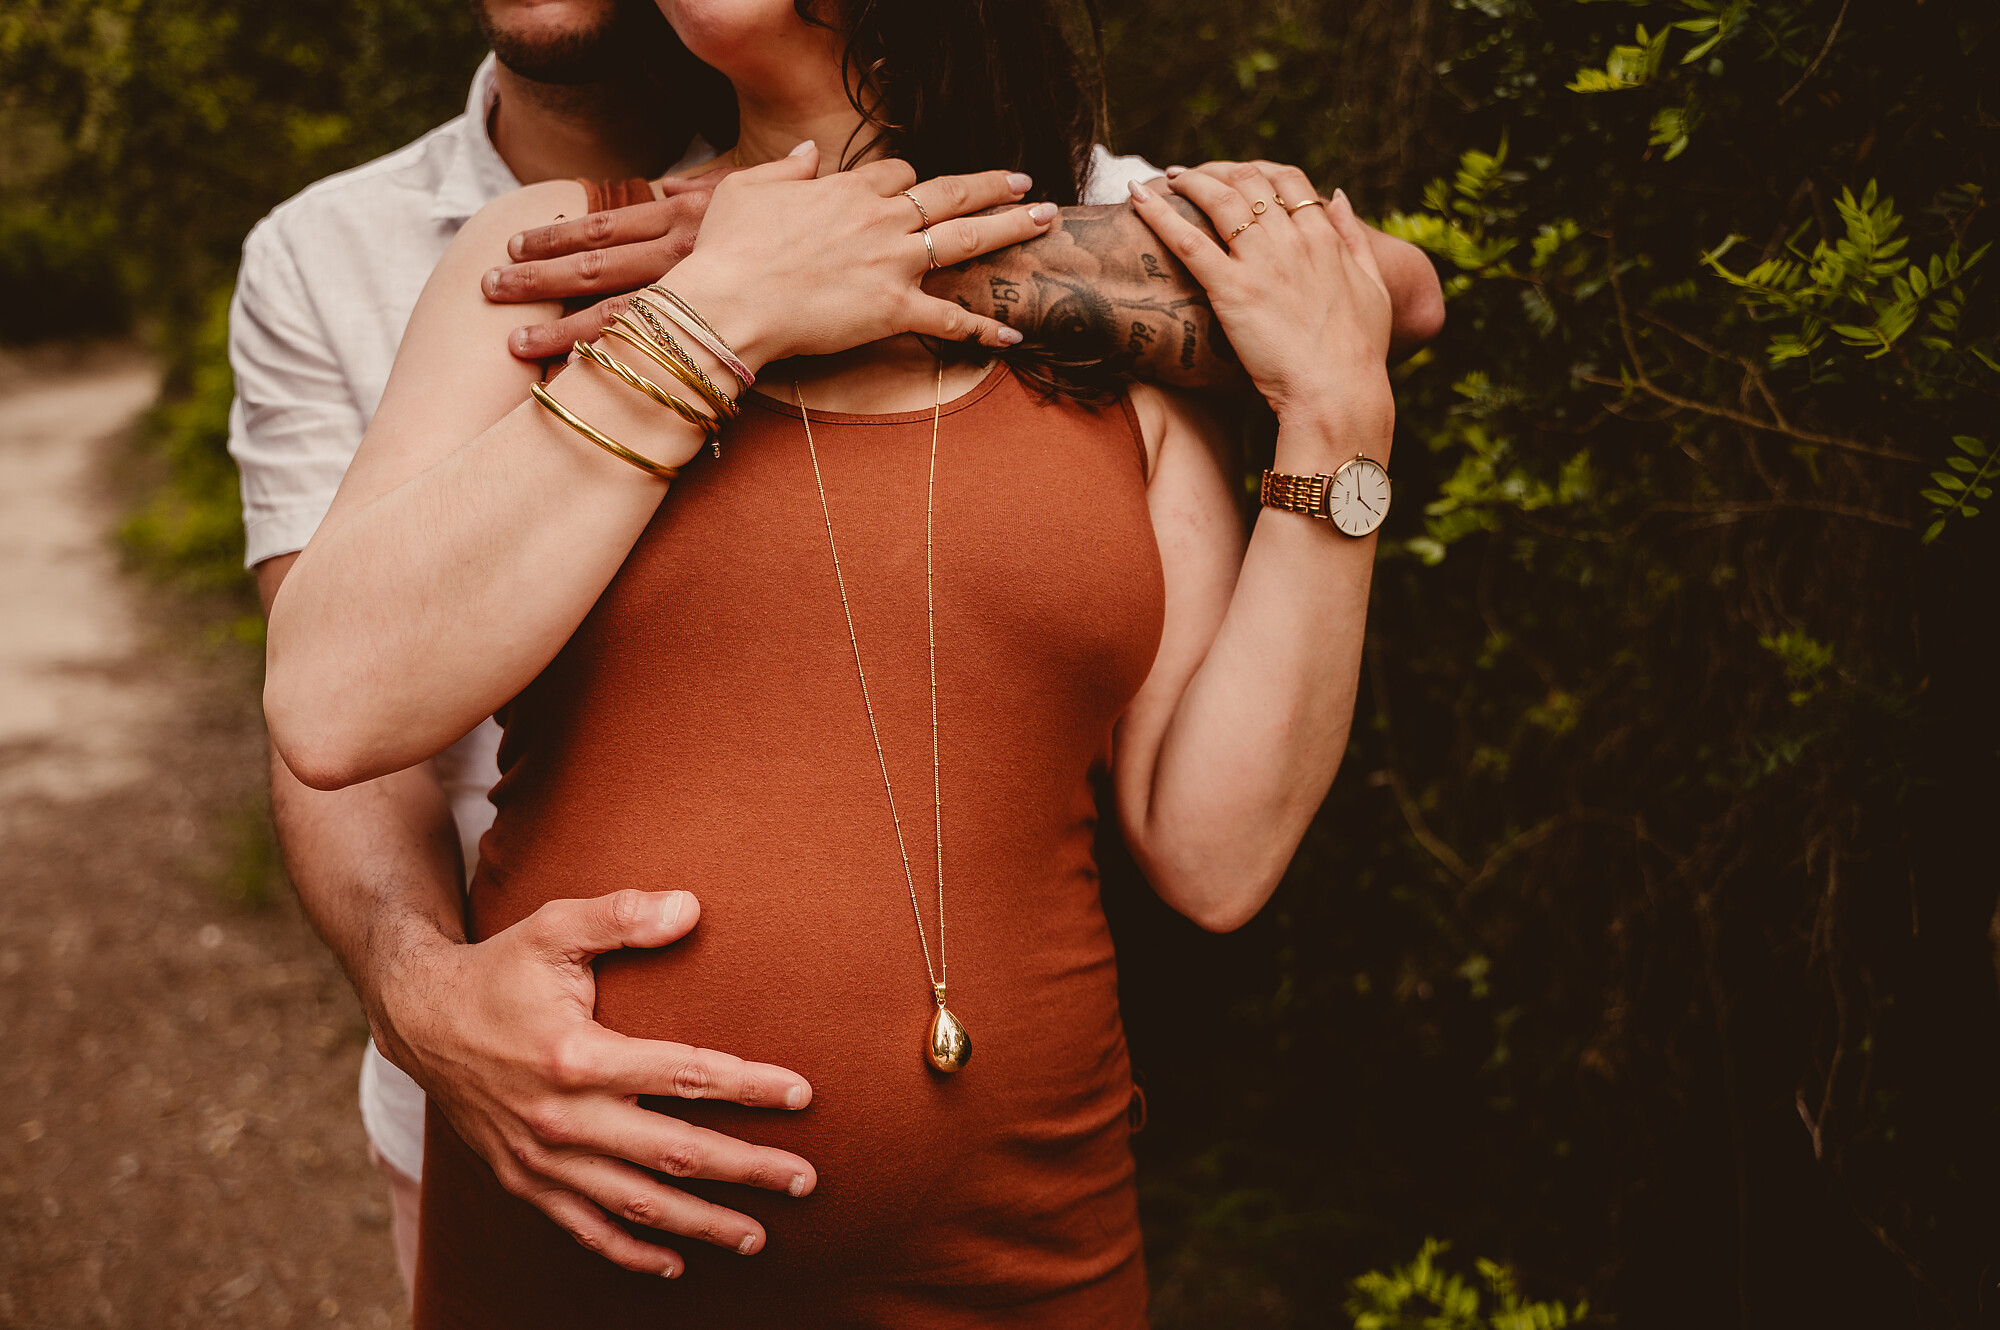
796,362,947,999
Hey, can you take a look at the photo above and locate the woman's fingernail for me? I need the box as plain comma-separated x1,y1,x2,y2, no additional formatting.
1028,202,1057,224
1165,165,1186,178
482,268,502,296
1007,172,1032,195
737,1234,759,1255
662,1263,680,1279
784,1083,808,1109
1333,188,1351,211
997,326,1024,346
789,1173,810,1197
1127,180,1152,203
788,139,815,157
509,328,532,355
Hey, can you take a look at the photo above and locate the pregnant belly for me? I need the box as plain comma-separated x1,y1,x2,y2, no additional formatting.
480,842,1142,1298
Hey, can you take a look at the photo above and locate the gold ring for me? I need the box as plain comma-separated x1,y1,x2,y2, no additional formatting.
1286,198,1328,214
922,227,940,270
1251,199,1269,215
901,189,933,229
1226,218,1258,243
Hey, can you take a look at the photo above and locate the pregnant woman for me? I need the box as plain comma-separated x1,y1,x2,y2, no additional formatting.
265,0,1397,1322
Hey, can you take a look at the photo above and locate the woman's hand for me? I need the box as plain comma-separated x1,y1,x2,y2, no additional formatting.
1126,161,1393,423
664,142,1058,369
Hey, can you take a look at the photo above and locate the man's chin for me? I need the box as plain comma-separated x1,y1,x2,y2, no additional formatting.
476,0,627,85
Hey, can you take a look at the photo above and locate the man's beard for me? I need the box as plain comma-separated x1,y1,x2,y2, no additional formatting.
472,1,635,86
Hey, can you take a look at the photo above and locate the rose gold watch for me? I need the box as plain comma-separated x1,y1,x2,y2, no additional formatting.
1260,456,1392,537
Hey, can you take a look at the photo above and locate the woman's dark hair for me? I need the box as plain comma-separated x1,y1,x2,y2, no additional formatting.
809,0,1106,207
669,0,1117,393
662,0,1106,205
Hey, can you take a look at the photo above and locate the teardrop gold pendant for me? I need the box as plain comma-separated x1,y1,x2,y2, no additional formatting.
927,1002,971,1073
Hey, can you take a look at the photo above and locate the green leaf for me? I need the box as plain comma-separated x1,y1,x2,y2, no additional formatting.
1923,518,1948,543
1919,489,1955,505
1954,435,1989,457
1947,456,1978,472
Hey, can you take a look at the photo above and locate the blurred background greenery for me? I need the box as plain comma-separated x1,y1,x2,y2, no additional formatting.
3,0,1994,1324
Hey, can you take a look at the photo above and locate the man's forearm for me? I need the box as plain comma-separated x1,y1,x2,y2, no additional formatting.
258,552,465,1064
926,193,1445,386
927,196,1236,389
268,746,466,1062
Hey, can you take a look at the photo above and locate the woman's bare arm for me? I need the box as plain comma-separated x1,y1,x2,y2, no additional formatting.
1112,162,1399,931
265,177,684,788
265,152,1053,789
1113,379,1385,931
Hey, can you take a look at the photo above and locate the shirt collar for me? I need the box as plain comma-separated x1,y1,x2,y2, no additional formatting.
429,53,523,225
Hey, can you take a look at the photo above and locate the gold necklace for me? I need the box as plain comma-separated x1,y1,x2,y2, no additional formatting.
796,361,971,1074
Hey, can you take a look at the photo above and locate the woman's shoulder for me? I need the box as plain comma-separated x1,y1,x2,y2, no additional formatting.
454,179,591,252
1125,381,1236,482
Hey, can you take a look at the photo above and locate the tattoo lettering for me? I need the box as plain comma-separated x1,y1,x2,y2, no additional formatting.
925,197,1242,390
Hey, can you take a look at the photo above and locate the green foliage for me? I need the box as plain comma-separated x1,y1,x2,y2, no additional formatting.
118,288,245,586
1347,1240,1587,1330
6,0,1995,1324
0,0,483,367
1102,0,2000,1326
2,0,483,584
1921,434,1995,543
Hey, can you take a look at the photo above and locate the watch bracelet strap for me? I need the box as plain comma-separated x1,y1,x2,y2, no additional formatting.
1260,469,1329,519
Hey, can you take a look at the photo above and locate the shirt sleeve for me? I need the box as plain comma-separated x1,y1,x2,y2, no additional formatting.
1081,145,1164,206
226,219,369,569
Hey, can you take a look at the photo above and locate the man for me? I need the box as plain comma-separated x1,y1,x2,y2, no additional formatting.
232,0,1445,1293
230,0,731,1287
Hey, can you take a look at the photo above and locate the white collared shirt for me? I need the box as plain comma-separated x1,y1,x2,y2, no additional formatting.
226,54,1155,1180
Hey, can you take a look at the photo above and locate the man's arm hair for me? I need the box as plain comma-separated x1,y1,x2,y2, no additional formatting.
928,196,1236,390
926,192,1445,388
256,553,468,1035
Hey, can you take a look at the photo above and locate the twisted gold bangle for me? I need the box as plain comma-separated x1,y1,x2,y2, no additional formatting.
530,381,679,481
575,340,720,442
598,323,728,458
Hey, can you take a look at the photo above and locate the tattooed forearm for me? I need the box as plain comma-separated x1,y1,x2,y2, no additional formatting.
925,196,1245,391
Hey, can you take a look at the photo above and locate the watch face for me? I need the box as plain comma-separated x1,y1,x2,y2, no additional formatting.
1326,457,1391,536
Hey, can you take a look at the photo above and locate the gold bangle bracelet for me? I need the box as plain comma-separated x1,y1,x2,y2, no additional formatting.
572,339,686,416
623,299,738,420
608,311,738,422
591,329,725,457
530,381,680,481
575,338,721,444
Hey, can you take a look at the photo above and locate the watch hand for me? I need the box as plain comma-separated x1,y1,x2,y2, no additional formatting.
1357,497,1379,515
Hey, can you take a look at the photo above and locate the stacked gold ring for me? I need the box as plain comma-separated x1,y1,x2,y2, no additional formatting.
900,189,933,229
1226,218,1258,243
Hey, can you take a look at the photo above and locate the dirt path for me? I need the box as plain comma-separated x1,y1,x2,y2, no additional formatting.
0,353,408,1329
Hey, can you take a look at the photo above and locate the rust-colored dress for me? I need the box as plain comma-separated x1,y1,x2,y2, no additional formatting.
411,359,1166,1327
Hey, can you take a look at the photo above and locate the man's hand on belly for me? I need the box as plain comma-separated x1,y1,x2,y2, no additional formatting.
379,888,817,1277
